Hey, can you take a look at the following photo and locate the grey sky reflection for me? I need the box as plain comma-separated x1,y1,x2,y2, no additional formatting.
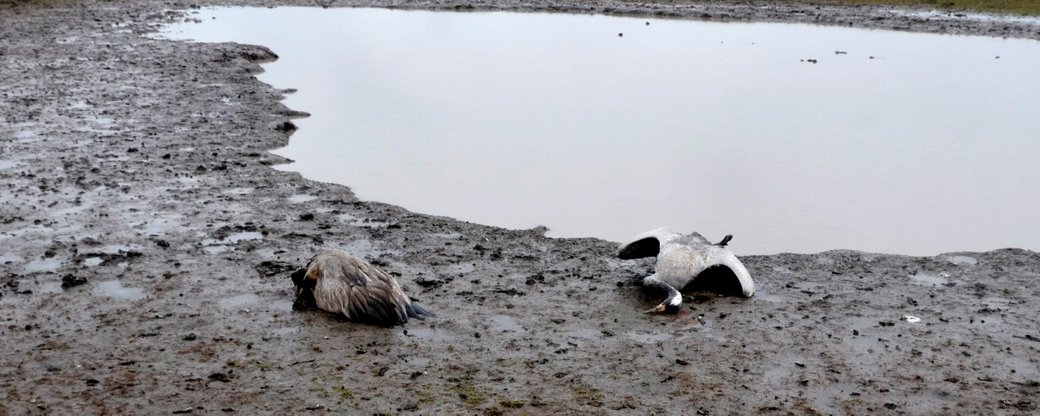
163,7,1040,255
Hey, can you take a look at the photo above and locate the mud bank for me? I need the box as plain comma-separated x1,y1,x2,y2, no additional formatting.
1,1,1038,414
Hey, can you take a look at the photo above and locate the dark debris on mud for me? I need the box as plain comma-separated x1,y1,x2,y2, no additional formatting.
1,0,1039,414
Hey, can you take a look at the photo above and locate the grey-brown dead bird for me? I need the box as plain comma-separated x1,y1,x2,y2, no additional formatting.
290,250,432,326
618,228,755,314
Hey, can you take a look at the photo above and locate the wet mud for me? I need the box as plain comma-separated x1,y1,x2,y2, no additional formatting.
1,0,1038,414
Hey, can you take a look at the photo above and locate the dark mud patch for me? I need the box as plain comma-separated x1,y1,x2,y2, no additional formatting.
1,1,1039,414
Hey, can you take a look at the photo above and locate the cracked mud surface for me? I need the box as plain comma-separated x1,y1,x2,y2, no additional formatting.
2,1,1038,414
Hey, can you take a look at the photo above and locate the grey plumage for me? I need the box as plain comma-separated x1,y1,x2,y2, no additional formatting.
618,228,755,313
291,250,432,326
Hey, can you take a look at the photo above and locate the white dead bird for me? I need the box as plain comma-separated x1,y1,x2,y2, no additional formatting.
290,250,432,326
618,228,755,313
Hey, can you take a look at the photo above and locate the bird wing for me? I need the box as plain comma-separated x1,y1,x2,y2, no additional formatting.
617,227,682,259
311,251,412,326
698,247,755,297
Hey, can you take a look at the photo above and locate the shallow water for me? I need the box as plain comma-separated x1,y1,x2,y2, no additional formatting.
162,7,1040,255
93,280,146,301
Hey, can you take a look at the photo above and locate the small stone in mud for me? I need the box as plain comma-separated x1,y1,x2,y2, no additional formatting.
415,276,444,288
85,378,100,386
208,372,232,383
274,121,297,133
618,33,623,37
298,213,314,221
183,333,197,341
60,274,87,289
675,359,689,366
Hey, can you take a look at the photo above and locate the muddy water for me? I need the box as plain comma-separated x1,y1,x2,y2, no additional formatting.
162,7,1040,255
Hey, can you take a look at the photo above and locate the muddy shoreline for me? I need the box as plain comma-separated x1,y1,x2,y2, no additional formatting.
2,1,1038,414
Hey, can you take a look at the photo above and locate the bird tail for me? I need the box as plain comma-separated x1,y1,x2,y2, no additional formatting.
716,234,733,247
406,301,434,320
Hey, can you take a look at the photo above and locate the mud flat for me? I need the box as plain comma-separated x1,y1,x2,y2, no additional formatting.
1,1,1038,414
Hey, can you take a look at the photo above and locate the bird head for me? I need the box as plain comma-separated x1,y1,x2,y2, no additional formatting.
290,268,317,311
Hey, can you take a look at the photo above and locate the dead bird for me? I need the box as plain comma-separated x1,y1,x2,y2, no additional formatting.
618,228,755,313
290,250,432,326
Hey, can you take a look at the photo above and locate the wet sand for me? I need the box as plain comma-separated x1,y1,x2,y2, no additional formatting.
1,1,1038,414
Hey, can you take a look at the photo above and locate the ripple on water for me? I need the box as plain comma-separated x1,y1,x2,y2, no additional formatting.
93,280,146,301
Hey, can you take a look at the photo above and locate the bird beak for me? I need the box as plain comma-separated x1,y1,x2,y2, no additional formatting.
643,303,667,314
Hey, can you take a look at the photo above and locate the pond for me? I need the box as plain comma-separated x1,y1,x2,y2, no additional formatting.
160,7,1040,255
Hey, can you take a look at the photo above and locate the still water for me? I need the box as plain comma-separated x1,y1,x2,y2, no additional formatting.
161,8,1040,255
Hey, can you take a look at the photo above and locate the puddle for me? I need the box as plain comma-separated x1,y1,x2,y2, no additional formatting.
81,257,103,267
0,160,18,170
910,272,949,286
162,7,1040,255
489,314,524,333
23,257,65,274
15,130,38,142
202,245,229,254
219,293,259,309
223,187,254,195
224,231,263,243
0,254,23,264
287,194,317,204
945,255,978,266
201,231,263,251
93,280,146,301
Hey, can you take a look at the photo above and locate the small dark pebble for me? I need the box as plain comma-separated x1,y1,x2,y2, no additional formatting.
884,403,898,410
377,367,388,376
274,121,297,133
85,379,100,386
298,213,314,221
675,359,689,366
409,371,424,380
172,409,193,414
182,333,197,341
60,274,87,289
208,372,231,383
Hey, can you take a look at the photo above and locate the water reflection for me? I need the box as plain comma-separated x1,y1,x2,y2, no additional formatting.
161,7,1040,255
